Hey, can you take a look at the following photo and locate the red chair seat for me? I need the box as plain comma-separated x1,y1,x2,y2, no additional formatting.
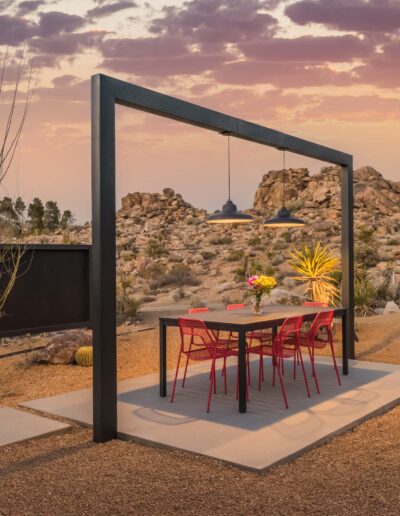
251,344,296,359
248,330,272,341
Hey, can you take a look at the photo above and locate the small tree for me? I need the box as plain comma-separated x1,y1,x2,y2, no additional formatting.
60,209,74,229
43,200,60,232
14,196,26,221
28,197,44,234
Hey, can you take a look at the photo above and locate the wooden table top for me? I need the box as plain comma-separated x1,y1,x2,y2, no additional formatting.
160,304,345,330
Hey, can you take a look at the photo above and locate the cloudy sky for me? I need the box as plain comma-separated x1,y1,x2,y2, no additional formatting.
1,0,400,221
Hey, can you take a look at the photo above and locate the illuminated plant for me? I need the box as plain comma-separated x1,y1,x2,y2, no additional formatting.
289,243,340,305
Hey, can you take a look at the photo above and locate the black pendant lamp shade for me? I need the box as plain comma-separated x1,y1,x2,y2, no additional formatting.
207,133,254,225
207,199,254,224
264,149,305,228
263,206,305,227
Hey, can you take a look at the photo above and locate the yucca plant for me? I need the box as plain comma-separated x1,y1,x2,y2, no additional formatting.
289,243,340,305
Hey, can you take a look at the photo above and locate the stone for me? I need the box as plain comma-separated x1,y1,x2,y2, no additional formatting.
383,301,400,314
33,330,92,365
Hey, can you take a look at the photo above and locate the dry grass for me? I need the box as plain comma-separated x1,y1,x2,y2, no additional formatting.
0,314,400,515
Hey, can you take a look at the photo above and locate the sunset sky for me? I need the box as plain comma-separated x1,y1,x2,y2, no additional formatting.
1,0,400,222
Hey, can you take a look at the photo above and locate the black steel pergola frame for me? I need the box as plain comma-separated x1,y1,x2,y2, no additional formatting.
91,73,354,443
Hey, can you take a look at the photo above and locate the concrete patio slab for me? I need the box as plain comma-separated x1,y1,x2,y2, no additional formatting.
0,407,69,447
22,358,400,471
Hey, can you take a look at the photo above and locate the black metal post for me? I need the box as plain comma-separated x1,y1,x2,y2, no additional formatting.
92,74,117,442
159,320,167,396
238,329,247,413
341,160,355,370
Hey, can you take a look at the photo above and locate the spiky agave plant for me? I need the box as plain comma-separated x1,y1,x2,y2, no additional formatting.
289,243,340,305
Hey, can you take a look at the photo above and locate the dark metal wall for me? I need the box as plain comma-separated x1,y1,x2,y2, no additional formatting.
0,245,91,338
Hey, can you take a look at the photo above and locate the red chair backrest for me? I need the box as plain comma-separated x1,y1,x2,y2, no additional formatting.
274,316,303,351
302,301,329,307
308,310,334,341
178,318,216,355
226,304,245,310
188,307,209,314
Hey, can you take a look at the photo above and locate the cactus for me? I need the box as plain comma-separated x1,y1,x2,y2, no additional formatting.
75,346,93,367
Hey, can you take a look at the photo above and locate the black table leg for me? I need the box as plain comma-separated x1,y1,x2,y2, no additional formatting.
160,320,167,396
238,328,247,413
341,312,349,375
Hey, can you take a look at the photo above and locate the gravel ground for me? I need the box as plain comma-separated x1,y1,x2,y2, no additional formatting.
0,314,400,515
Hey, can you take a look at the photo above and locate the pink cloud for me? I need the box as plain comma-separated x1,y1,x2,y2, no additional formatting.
286,0,400,33
87,1,138,19
239,35,373,62
213,61,356,87
37,11,87,37
149,0,278,48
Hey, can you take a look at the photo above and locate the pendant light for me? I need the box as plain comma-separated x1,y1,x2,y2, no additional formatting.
264,148,305,228
207,133,254,225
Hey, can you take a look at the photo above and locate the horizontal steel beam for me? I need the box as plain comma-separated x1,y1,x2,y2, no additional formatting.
98,73,352,166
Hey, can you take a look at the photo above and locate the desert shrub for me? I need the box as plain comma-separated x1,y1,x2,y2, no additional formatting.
145,236,168,258
172,288,186,302
248,236,261,247
226,249,244,262
354,277,376,317
355,226,380,268
355,245,380,268
234,266,246,282
200,251,216,260
209,235,233,245
162,264,200,287
142,295,156,302
273,238,288,251
271,255,284,266
190,295,206,308
124,297,143,319
138,262,166,280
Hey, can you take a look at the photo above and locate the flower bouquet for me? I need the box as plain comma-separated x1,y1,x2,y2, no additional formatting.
247,275,277,315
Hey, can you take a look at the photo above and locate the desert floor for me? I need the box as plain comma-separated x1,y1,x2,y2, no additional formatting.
0,314,400,515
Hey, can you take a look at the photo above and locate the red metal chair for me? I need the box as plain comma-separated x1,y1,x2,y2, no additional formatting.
188,307,238,379
298,310,341,393
250,315,310,408
302,301,329,307
171,318,239,412
226,303,272,384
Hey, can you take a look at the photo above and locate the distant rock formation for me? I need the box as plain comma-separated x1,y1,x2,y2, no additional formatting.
253,166,400,236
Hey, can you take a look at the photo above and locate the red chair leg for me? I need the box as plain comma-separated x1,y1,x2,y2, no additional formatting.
298,346,311,397
171,350,182,403
275,356,289,409
224,358,227,394
207,360,215,412
261,350,265,381
272,355,276,387
310,344,320,394
293,351,297,380
182,356,190,387
330,341,342,386
258,352,263,391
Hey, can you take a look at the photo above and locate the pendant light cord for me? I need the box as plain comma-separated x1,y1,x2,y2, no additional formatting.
282,149,286,208
227,134,231,201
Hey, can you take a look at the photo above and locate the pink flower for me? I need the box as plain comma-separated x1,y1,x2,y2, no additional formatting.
247,275,258,286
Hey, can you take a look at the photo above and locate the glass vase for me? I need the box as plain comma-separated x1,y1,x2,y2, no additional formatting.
252,297,263,315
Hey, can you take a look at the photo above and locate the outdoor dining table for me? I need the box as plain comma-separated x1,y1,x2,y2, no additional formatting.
159,304,347,413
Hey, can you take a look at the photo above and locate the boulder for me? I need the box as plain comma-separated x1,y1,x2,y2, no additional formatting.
33,330,92,364
383,301,400,314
